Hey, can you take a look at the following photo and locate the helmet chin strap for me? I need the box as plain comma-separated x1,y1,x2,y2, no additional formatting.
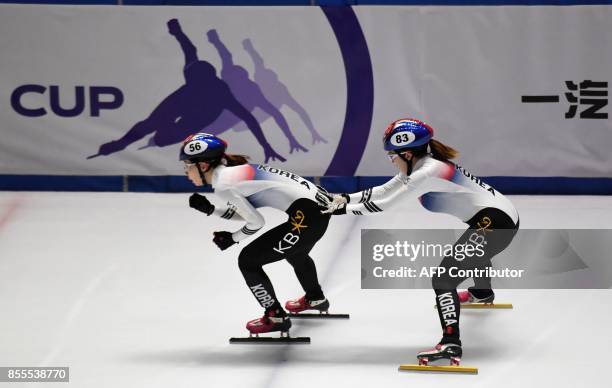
194,157,222,185
395,150,414,176
195,163,207,185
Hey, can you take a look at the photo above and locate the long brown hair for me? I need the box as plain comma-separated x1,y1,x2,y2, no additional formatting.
428,139,459,161
223,153,250,166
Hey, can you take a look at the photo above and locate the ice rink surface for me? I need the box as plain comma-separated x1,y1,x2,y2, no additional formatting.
1,192,611,388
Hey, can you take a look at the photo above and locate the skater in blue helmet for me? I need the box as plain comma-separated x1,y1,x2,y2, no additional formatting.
325,118,520,364
181,132,338,341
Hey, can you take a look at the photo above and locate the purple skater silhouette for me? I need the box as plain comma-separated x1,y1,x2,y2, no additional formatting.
241,38,327,145
88,19,285,163
203,29,308,154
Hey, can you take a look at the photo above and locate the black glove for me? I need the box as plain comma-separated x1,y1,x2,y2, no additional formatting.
332,202,347,215
213,231,236,251
189,193,215,215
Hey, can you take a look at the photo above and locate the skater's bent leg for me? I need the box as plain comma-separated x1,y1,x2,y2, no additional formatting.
258,97,304,150
427,209,519,348
431,208,518,343
237,222,296,311
465,208,518,296
285,254,324,301
114,90,182,146
116,119,156,145
285,95,317,134
472,257,493,294
432,267,464,343
282,201,330,301
238,247,282,311
152,115,201,147
431,227,472,344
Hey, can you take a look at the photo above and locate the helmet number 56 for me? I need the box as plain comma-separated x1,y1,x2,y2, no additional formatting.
189,143,202,152
185,140,208,155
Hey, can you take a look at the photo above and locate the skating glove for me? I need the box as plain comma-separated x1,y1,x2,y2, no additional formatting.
213,231,236,251
322,193,349,215
189,193,215,216
330,202,347,215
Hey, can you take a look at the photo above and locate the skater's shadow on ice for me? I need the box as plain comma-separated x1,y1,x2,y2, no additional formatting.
127,344,504,366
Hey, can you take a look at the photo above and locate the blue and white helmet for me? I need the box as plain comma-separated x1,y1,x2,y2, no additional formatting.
383,118,434,152
179,133,227,162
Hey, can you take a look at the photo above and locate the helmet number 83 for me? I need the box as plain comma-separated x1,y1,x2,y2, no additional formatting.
396,134,410,143
391,131,415,146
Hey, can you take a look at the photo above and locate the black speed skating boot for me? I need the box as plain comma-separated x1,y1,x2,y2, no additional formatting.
417,342,463,366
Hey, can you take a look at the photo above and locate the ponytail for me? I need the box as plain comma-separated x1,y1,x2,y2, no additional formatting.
223,153,250,166
429,139,458,161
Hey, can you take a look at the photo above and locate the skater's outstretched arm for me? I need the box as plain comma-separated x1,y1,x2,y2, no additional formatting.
326,168,432,215
167,19,198,66
207,29,234,70
225,92,286,163
347,174,405,204
242,39,264,69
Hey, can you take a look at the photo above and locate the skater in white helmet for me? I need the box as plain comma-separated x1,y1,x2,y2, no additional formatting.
325,118,519,363
181,133,334,339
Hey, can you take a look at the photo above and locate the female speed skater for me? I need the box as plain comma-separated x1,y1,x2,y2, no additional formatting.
181,132,334,337
324,118,519,363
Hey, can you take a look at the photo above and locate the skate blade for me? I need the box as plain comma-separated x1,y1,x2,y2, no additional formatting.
86,153,102,160
229,336,310,344
288,312,350,319
399,364,478,374
434,303,513,309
